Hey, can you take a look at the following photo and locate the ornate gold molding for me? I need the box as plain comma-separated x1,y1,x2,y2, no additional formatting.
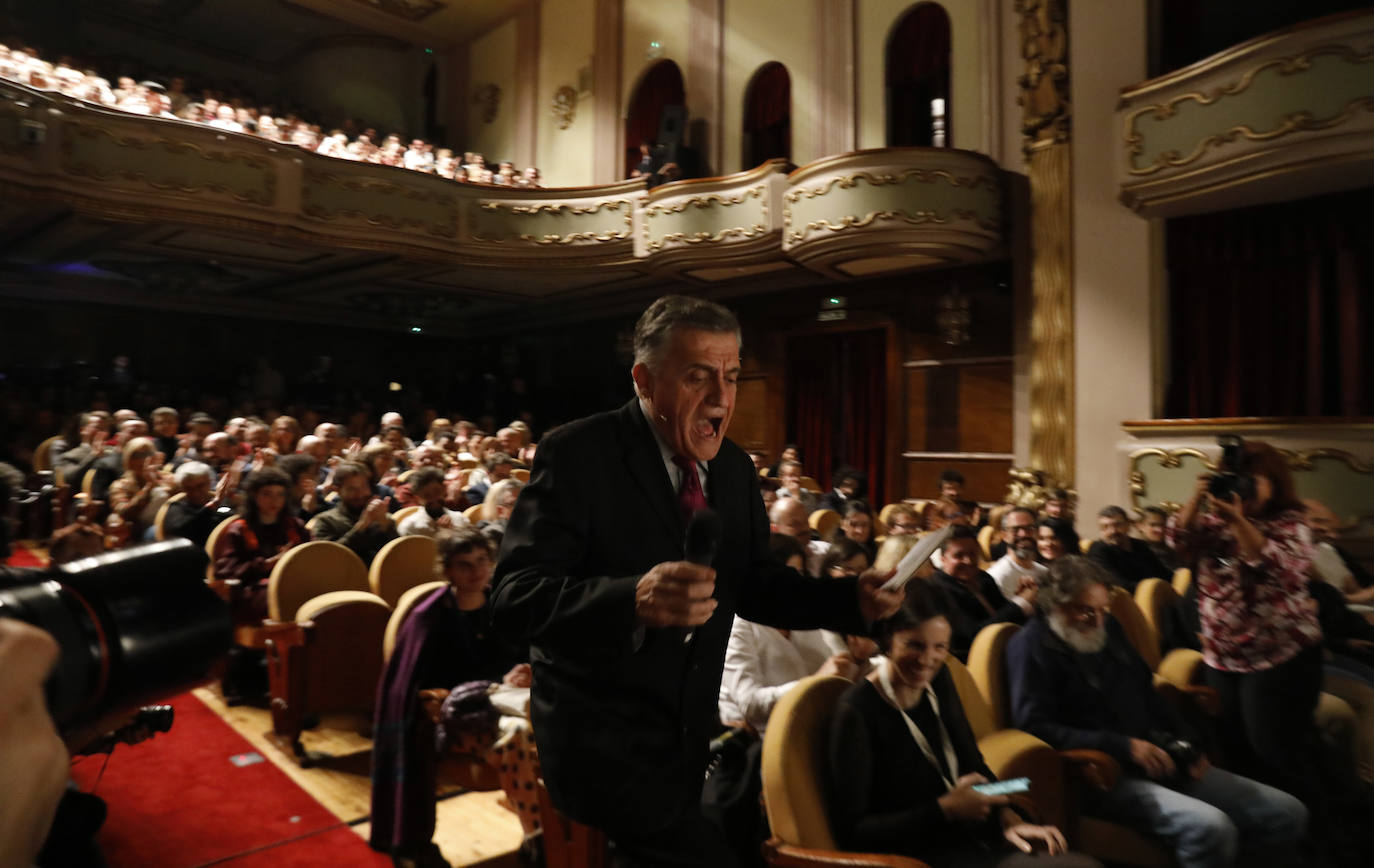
784,208,988,244
783,168,1000,202
1279,447,1374,473
1015,0,1071,154
1005,466,1076,511
471,197,634,245
644,184,770,252
1123,44,1374,175
1127,445,1374,511
644,184,763,217
478,198,633,216
302,169,458,236
60,123,276,205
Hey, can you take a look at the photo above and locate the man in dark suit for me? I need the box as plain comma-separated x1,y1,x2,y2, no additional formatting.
932,526,1034,661
491,295,900,867
1087,505,1169,592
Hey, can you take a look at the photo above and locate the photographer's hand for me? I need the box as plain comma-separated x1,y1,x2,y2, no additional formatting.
0,620,69,868
1206,492,1264,560
1176,474,1211,530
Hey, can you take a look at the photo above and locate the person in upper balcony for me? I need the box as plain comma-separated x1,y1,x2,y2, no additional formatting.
520,166,542,187
1088,505,1168,592
207,104,243,132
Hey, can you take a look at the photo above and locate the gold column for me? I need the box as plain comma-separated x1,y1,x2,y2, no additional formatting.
1017,0,1074,491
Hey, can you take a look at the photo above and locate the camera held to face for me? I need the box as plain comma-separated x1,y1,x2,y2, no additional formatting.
1206,435,1256,503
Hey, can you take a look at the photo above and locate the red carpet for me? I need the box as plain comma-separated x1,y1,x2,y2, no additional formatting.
4,544,47,567
68,693,389,868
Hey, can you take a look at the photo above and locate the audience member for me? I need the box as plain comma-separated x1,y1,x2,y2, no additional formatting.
986,507,1048,599
478,478,523,534
162,461,235,547
832,500,876,561
397,466,470,537
774,459,816,511
104,437,173,543
719,609,858,734
1036,517,1077,565
1137,506,1181,572
820,538,872,580
883,504,923,537
827,578,1092,867
309,460,397,566
929,469,983,529
818,467,866,513
1088,505,1169,591
275,453,323,519
1008,556,1307,868
931,526,1034,661
149,406,180,459
1305,499,1374,609
769,496,829,577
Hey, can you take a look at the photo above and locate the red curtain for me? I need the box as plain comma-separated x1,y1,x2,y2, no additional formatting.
1165,187,1372,418
787,330,888,505
624,60,685,177
743,62,791,167
885,2,951,147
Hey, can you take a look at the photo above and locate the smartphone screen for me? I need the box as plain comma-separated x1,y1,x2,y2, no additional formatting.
971,777,1030,796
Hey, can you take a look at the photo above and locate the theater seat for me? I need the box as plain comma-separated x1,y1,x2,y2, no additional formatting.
369,534,437,608
266,540,370,622
153,491,186,541
977,524,997,562
392,504,422,527
808,508,840,540
761,675,932,867
383,580,448,663
265,589,392,764
463,502,485,523
510,468,530,482
1171,567,1191,596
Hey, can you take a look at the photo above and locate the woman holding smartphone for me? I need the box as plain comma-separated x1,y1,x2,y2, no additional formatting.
827,580,1095,866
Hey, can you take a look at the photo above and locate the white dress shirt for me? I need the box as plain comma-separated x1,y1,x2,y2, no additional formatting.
718,616,838,734
987,553,1049,599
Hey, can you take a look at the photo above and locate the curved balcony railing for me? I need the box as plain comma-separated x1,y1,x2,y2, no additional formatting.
0,80,1007,285
1117,9,1374,217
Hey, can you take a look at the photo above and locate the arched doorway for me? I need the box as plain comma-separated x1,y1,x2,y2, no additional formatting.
624,59,686,178
885,2,951,147
742,62,791,168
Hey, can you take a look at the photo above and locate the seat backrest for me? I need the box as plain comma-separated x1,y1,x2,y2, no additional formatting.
463,502,485,523
267,540,370,622
33,435,60,473
977,524,997,562
369,534,438,608
294,590,392,712
392,505,422,527
81,468,97,496
1079,537,1093,554
154,492,186,542
1172,567,1192,596
383,581,448,662
799,476,821,493
877,502,904,527
761,675,850,851
967,622,1020,731
204,515,240,581
808,508,840,540
510,468,530,482
1134,578,1178,650
1109,586,1160,671
945,657,997,742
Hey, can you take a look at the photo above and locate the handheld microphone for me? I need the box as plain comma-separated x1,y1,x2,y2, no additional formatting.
682,508,721,644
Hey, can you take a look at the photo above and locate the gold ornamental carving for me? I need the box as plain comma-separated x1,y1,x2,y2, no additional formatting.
784,208,988,244
471,197,634,245
479,198,632,217
302,169,458,237
60,123,276,205
1015,0,1071,153
1017,0,1074,487
551,85,578,130
644,184,770,252
785,168,1000,202
644,184,764,217
1005,466,1076,512
1123,44,1374,175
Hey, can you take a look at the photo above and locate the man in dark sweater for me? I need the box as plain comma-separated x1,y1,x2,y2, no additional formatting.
931,526,1033,661
1087,505,1168,592
1008,557,1307,868
162,462,235,548
310,461,396,566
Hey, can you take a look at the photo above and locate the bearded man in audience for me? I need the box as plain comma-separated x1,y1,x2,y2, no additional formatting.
199,432,238,478
987,507,1049,599
932,526,1034,661
310,461,396,566
1088,505,1168,592
55,413,112,487
769,496,829,578
1008,557,1308,868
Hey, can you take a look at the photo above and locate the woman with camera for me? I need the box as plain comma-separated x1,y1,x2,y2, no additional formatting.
1167,440,1323,811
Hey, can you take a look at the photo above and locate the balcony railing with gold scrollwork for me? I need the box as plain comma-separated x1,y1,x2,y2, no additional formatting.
1117,9,1374,218
0,80,1007,284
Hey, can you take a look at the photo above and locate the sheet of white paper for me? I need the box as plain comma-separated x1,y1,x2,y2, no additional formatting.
881,524,954,592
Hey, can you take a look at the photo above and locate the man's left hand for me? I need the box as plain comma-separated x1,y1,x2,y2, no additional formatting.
857,568,900,623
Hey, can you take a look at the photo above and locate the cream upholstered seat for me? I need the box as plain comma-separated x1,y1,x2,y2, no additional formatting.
32,435,60,472
266,540,369,622
392,504,422,527
977,524,997,562
204,515,239,583
808,508,840,540
383,580,448,663
369,534,437,608
153,491,186,541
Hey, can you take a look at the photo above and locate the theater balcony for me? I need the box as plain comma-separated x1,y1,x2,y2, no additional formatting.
1116,8,1374,217
0,78,1007,333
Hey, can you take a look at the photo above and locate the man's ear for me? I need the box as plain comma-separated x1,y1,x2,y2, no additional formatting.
631,363,653,402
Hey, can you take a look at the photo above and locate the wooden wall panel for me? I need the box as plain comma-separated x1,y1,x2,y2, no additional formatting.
730,375,771,451
958,363,1013,453
903,458,1012,504
905,369,929,452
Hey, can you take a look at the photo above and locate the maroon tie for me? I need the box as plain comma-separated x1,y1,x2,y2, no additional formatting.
672,454,707,521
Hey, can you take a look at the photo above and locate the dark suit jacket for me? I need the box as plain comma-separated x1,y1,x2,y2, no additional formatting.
1087,539,1169,592
490,399,867,835
932,569,1028,661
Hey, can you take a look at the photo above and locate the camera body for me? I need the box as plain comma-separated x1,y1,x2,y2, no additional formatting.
1206,435,1256,503
1149,730,1201,785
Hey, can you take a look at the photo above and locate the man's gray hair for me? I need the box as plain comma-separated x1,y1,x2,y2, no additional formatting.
1039,555,1113,615
174,461,213,485
632,295,741,370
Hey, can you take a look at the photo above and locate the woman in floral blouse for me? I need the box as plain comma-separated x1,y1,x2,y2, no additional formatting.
1167,440,1320,811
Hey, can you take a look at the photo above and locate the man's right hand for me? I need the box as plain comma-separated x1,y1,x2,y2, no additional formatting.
1128,738,1176,780
634,562,717,627
355,497,391,530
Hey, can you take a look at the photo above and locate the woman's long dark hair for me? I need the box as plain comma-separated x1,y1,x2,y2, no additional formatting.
873,579,956,656
240,467,292,525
